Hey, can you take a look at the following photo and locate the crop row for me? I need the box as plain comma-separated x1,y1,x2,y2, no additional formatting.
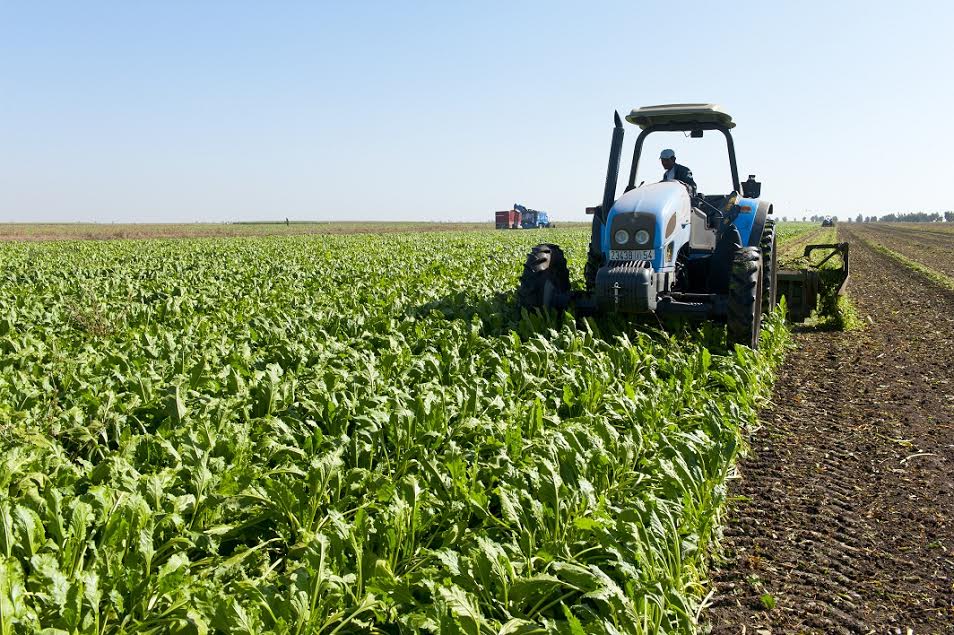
0,230,787,633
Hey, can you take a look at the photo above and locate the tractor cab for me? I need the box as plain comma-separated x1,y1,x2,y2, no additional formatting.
622,104,767,257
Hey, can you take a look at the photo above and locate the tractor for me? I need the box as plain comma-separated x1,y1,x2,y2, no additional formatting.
517,103,848,348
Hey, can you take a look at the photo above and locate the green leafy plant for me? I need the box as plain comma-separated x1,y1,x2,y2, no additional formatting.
0,229,791,633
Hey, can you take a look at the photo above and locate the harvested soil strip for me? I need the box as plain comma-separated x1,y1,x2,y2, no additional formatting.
849,225,954,279
888,223,954,236
706,230,954,633
854,224,954,248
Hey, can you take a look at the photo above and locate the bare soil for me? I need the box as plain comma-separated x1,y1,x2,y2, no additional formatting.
849,224,954,279
707,226,954,634
892,222,954,235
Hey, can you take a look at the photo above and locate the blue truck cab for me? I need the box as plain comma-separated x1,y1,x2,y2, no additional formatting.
514,204,553,229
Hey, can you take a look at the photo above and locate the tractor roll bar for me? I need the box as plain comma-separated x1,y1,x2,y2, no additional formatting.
626,123,741,194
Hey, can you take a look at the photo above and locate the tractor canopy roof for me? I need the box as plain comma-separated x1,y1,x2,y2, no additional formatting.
625,103,735,130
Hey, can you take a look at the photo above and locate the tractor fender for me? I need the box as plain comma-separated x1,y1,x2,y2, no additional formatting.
747,200,772,247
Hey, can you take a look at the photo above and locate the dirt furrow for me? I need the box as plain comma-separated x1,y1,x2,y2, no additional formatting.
848,225,954,279
852,224,954,250
859,224,954,239
706,227,954,633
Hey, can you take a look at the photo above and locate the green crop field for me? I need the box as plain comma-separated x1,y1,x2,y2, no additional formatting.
775,222,826,265
0,228,790,633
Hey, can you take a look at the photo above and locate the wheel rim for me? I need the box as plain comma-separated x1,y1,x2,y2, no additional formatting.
542,279,555,308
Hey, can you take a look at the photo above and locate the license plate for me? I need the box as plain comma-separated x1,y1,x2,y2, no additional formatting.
609,249,654,261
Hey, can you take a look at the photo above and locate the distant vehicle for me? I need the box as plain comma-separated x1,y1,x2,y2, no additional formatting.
495,210,521,229
822,216,835,227
495,205,554,229
514,204,554,229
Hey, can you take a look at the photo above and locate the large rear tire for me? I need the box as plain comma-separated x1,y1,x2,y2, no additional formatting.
727,246,764,349
759,219,778,314
518,244,571,310
583,245,601,291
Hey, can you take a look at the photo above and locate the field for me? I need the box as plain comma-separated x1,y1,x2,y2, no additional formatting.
0,222,500,242
709,222,953,633
2,221,950,633
775,223,835,263
0,227,788,633
846,222,954,284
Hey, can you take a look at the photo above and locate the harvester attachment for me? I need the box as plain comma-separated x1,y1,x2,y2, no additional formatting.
777,243,849,322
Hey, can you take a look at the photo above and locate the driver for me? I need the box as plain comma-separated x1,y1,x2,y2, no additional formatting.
659,149,696,192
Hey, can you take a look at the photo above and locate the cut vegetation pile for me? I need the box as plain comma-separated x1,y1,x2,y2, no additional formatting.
0,228,790,633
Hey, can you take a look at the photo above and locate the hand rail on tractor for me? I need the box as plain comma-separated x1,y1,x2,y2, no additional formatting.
803,242,850,294
777,242,850,322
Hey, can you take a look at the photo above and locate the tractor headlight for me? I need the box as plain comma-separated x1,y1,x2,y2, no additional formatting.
614,229,629,245
634,229,650,246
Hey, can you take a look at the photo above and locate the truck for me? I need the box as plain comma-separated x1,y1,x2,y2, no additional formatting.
514,204,553,229
495,210,521,229
495,205,555,229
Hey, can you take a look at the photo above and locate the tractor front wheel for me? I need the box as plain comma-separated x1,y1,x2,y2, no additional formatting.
727,246,764,349
518,244,571,310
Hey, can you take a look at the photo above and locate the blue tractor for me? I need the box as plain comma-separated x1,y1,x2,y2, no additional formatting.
517,104,848,348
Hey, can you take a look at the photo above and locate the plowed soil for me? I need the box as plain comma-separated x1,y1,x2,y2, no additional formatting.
849,224,954,279
707,226,954,633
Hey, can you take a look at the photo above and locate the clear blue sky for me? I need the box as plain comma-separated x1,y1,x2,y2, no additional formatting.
1,1,951,223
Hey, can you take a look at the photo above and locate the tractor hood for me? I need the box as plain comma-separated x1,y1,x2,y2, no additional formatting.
602,182,693,272
610,181,691,218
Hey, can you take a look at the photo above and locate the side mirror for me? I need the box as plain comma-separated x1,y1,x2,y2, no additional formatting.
742,174,761,198
585,205,601,215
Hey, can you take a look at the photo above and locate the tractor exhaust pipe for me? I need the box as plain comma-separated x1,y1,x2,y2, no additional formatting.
590,111,624,263
601,111,624,221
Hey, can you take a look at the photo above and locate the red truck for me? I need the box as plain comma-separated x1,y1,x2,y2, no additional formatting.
495,210,521,229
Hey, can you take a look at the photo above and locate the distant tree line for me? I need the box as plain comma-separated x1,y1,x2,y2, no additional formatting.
780,211,954,223
874,211,953,223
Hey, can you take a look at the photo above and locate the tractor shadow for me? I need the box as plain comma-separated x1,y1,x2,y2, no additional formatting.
406,290,731,354
406,290,518,330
